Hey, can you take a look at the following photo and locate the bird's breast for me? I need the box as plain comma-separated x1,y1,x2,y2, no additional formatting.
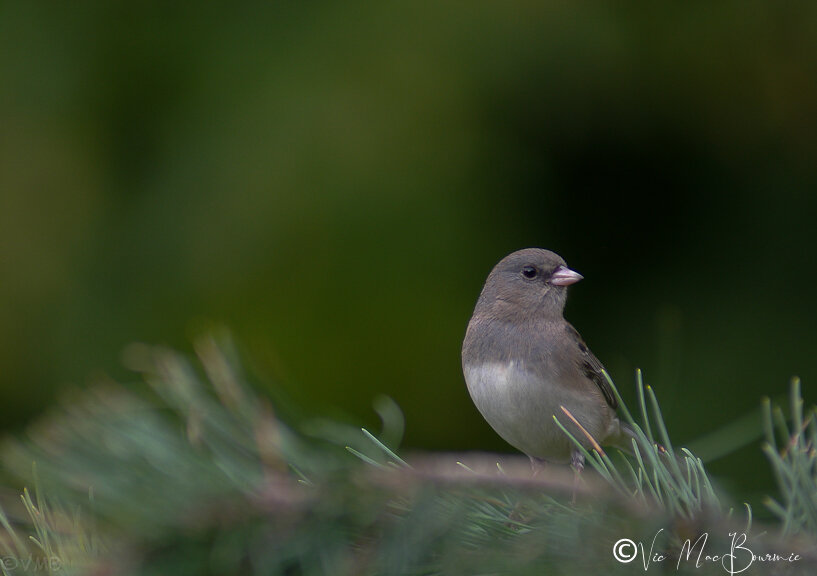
463,360,612,462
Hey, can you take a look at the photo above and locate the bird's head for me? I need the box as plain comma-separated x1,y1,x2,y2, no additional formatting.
476,248,583,320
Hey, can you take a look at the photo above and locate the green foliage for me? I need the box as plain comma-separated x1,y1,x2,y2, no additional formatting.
554,369,719,518
763,378,817,536
0,337,815,574
0,465,99,576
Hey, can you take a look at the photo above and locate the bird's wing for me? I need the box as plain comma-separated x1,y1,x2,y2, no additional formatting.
564,323,618,410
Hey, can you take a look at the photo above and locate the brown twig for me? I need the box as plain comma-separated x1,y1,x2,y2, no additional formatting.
560,406,606,457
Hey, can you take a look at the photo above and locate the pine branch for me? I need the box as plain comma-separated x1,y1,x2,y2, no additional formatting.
0,335,814,575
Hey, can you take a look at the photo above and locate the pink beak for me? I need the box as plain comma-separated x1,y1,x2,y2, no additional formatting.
550,265,583,286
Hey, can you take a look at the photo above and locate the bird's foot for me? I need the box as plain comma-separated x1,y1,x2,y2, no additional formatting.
529,456,547,477
570,450,585,504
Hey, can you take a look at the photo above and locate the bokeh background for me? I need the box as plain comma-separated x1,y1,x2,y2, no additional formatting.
2,2,816,505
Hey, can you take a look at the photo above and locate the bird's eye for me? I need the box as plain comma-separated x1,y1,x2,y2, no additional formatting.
521,266,538,279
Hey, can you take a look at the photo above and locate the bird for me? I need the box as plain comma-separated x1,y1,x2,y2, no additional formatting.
461,248,628,486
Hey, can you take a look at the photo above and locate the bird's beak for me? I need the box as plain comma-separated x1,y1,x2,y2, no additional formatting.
550,265,583,286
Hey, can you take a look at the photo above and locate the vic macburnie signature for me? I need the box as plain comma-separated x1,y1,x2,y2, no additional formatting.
612,529,801,574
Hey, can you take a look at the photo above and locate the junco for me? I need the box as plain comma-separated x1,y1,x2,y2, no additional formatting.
462,248,627,478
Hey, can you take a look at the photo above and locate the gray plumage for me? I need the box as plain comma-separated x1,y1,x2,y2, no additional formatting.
462,248,625,463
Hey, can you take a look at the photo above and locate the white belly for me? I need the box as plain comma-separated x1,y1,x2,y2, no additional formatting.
464,361,614,462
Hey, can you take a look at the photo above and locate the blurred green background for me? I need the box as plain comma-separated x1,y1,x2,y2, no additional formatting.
2,2,816,503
